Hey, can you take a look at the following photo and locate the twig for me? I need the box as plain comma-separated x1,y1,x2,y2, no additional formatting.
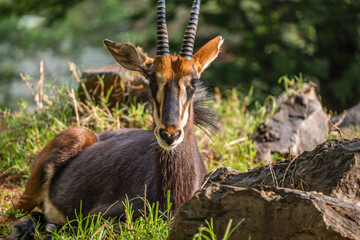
34,60,44,110
228,137,247,146
0,165,15,179
201,168,217,188
281,154,299,188
69,62,81,83
334,110,347,127
90,224,105,240
68,88,80,127
19,73,35,98
268,160,279,187
329,120,344,138
70,62,94,105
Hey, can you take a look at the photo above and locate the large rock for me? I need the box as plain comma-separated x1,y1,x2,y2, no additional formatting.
331,103,360,129
254,85,329,162
171,139,360,239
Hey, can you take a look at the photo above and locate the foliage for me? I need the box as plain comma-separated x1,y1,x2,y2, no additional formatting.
1,0,359,111
1,64,359,238
0,63,272,239
194,218,245,240
192,0,360,111
0,67,150,175
46,193,173,240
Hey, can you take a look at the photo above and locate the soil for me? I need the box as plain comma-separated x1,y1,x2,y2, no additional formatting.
0,173,25,239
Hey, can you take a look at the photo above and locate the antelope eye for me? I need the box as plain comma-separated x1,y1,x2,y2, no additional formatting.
148,72,156,85
190,77,198,88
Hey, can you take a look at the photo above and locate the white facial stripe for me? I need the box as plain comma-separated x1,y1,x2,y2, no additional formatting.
153,102,160,125
156,73,166,103
179,75,192,129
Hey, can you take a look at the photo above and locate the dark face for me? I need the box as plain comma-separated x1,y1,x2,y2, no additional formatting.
104,36,223,150
148,56,198,150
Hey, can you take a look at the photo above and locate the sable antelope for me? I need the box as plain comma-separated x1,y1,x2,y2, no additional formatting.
13,0,223,237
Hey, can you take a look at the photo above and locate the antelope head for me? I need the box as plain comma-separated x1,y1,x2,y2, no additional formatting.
104,0,223,150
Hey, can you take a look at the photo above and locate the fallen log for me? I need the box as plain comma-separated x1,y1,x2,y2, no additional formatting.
171,138,360,240
205,138,360,206
171,185,360,240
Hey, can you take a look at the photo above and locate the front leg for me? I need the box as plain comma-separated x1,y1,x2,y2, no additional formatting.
11,212,45,240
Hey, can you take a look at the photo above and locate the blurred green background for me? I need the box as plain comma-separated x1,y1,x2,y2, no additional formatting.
0,0,359,111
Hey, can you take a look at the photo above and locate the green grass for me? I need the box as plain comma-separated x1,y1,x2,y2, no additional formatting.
1,70,353,239
45,194,173,240
0,68,255,239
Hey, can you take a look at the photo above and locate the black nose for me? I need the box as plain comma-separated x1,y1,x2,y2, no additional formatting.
159,129,181,145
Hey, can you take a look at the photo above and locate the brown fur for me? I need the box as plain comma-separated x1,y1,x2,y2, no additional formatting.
16,128,97,213
16,36,223,228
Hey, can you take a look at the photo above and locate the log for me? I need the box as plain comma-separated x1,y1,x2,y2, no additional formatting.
171,138,360,240
79,64,149,108
203,138,360,206
171,185,360,240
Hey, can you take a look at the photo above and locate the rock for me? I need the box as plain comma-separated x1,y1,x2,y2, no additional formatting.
170,139,360,239
78,64,149,108
331,103,360,129
254,85,329,162
171,185,360,240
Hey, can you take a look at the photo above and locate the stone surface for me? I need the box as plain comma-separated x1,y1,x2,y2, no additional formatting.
254,85,329,162
332,102,360,129
171,139,360,240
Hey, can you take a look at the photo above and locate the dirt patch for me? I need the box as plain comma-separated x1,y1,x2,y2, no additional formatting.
0,174,25,236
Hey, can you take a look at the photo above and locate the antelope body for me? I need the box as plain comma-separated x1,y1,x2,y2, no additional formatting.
13,0,223,237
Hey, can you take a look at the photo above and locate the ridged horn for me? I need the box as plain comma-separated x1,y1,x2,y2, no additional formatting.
156,0,170,56
179,0,201,60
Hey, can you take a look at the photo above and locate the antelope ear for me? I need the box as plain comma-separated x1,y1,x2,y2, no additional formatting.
193,36,224,74
104,39,153,74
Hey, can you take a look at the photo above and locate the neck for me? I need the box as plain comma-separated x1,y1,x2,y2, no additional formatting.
156,107,206,211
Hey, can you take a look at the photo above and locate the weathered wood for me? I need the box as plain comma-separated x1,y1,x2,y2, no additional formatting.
79,64,149,108
171,139,360,240
171,185,360,240
204,138,360,205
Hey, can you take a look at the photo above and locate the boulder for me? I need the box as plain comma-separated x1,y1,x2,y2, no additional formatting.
254,84,329,162
331,103,360,129
171,139,360,240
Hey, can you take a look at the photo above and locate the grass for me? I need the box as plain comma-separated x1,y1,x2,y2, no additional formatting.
46,193,174,240
0,66,357,239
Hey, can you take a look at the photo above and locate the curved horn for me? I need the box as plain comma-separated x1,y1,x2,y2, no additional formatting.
156,0,170,56
179,0,201,60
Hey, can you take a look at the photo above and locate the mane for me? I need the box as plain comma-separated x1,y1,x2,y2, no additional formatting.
193,83,219,136
146,83,219,136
